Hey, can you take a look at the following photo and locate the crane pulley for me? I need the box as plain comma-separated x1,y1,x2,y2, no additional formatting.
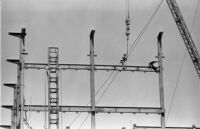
121,0,131,68
125,0,131,40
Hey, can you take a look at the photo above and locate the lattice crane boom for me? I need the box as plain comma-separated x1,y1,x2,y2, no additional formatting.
166,0,200,78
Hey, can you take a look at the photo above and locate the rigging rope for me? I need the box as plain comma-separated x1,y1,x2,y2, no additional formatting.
127,0,163,58
24,117,33,129
120,0,163,68
166,51,186,122
191,0,200,31
77,114,90,129
95,71,115,96
69,71,116,126
77,72,119,129
96,72,119,104
105,0,164,103
69,71,117,127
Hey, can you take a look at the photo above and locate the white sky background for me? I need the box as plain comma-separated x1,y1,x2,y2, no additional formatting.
1,0,200,129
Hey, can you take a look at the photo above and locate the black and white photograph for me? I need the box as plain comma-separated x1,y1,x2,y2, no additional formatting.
1,0,200,129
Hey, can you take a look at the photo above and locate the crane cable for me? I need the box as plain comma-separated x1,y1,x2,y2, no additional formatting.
166,51,186,122
125,0,131,63
127,0,164,58
166,0,200,123
71,0,164,128
120,0,164,68
69,70,116,126
77,114,90,129
69,71,117,127
191,0,200,32
96,72,119,104
77,72,120,129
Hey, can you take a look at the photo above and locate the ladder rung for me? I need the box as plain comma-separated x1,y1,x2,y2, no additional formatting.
49,63,58,66
50,91,58,94
50,76,57,78
50,80,57,83
49,60,58,65
50,102,58,104
50,121,58,124
50,101,58,103
50,97,58,99
50,88,58,93
48,62,58,65
50,98,59,103
49,68,58,71
50,118,58,121
49,56,58,58
49,50,58,52
50,110,58,114
49,77,58,83
48,66,58,69
49,59,58,61
50,70,56,73
49,58,58,61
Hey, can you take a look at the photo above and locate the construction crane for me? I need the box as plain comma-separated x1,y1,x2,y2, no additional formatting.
166,0,200,78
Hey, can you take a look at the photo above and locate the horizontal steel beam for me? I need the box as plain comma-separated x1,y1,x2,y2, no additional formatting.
0,125,11,129
3,83,16,88
24,63,156,72
7,59,19,64
134,125,199,129
2,105,161,114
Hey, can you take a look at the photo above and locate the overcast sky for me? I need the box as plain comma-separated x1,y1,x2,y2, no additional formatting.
1,0,200,129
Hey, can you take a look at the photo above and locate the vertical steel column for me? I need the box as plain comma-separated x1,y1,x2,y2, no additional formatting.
47,47,59,129
8,28,26,129
157,32,165,129
11,84,16,129
90,30,96,129
19,28,26,129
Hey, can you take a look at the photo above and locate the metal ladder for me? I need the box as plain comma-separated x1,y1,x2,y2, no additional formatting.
48,47,59,129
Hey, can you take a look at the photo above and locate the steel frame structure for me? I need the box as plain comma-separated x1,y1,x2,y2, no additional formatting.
4,28,27,129
2,29,166,129
2,1,200,129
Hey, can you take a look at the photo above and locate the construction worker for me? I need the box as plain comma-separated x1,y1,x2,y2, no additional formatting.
120,54,127,69
148,61,158,72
